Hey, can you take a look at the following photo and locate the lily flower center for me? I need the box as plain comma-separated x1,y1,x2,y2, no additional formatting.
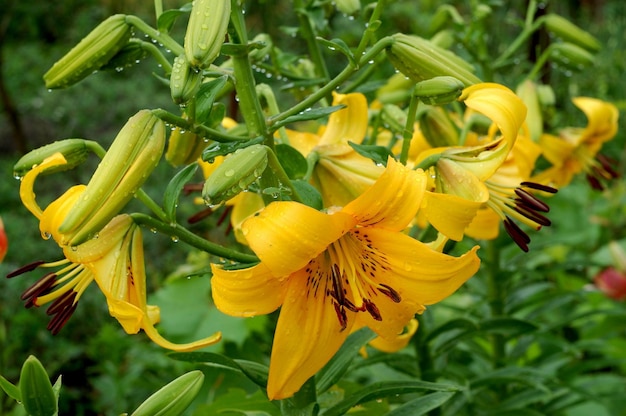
305,229,402,331
484,181,557,252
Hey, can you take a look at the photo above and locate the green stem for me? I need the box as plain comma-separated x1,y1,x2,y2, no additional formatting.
524,44,554,81
486,240,505,369
131,213,259,263
154,0,163,21
125,15,184,56
268,36,394,128
400,92,420,165
135,190,169,222
266,147,303,203
129,38,173,73
152,109,249,142
492,12,544,69
294,0,330,84
256,83,290,144
354,0,387,58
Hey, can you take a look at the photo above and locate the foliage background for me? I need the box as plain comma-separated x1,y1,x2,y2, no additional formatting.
1,0,625,415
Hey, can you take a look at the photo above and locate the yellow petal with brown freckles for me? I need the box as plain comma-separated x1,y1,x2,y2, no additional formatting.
267,266,352,400
211,262,287,317
19,152,68,219
343,158,427,232
243,202,356,278
318,92,368,146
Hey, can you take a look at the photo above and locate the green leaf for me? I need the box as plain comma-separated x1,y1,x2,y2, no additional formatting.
196,76,229,125
316,327,376,395
19,355,58,416
157,3,192,33
193,388,279,416
163,163,199,222
0,375,21,402
202,138,264,161
273,105,345,130
387,391,456,416
275,144,307,179
347,142,394,167
316,37,356,66
131,371,204,416
292,180,323,210
320,380,462,416
479,318,538,338
169,352,269,389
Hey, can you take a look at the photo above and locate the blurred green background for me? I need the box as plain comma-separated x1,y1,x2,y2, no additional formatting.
1,0,625,415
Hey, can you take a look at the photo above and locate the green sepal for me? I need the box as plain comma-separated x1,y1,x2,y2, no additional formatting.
315,327,375,395
13,139,96,178
0,375,21,402
19,355,58,416
348,142,394,167
195,75,229,124
272,105,346,130
130,370,204,416
275,144,308,179
168,352,269,389
163,163,199,222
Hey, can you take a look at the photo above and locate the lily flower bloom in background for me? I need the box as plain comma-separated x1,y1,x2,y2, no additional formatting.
0,216,7,263
534,97,619,190
8,153,221,351
211,158,481,400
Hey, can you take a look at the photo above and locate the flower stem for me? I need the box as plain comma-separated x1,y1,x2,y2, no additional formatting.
152,109,250,142
131,213,258,263
125,15,184,57
400,92,420,165
486,239,505,369
129,38,173,73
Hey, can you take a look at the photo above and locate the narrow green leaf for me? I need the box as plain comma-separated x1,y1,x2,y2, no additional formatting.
273,105,345,130
157,3,192,33
202,137,264,161
193,389,279,416
387,391,456,416
347,142,394,167
0,375,21,402
292,180,323,210
169,352,269,388
196,76,229,124
163,164,199,222
316,327,376,395
320,380,462,416
19,355,58,416
479,318,538,338
275,144,307,179
316,37,356,66
424,318,478,344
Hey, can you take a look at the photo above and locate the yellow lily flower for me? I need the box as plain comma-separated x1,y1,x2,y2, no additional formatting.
289,92,384,207
0,216,7,263
534,97,619,189
11,153,221,351
211,158,480,399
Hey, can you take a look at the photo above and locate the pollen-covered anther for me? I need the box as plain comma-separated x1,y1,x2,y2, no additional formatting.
503,216,530,253
378,283,401,303
586,154,620,191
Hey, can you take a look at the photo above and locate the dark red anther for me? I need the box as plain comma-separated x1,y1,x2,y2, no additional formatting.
520,181,558,194
46,290,77,315
503,217,530,252
47,302,78,335
7,261,46,278
21,273,57,301
364,299,382,321
378,283,401,303
515,188,550,212
333,302,348,331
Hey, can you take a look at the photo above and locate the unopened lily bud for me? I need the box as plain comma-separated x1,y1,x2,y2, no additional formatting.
59,110,166,246
550,42,595,69
419,106,459,147
184,0,231,69
170,55,203,104
516,80,543,142
335,0,360,15
19,355,58,416
413,76,464,105
203,144,268,206
165,118,206,167
543,13,600,52
386,34,481,87
44,14,131,89
381,104,408,132
14,139,96,178
536,84,556,107
376,73,414,104
131,371,204,416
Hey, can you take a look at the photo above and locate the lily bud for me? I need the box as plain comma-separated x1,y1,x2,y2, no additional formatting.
335,0,360,15
550,42,595,69
14,139,95,178
376,72,414,104
419,106,459,148
516,80,543,142
543,13,600,52
386,34,481,87
165,119,207,167
184,0,231,69
203,144,268,206
131,371,204,416
59,110,166,246
44,14,131,89
413,76,464,105
170,55,203,105
19,355,58,416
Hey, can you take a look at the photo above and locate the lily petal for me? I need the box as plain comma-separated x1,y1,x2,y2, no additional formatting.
422,191,486,241
243,202,356,277
211,262,287,317
19,153,68,219
318,92,368,146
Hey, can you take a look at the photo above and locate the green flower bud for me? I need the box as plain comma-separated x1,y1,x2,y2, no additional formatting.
419,106,460,147
59,110,166,246
19,356,58,416
550,42,595,69
170,55,203,104
543,13,600,52
130,371,204,416
44,14,131,89
376,72,415,104
203,144,268,206
516,80,542,142
413,76,464,105
13,139,96,178
386,33,481,87
184,0,231,69
335,0,360,15
165,116,207,167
